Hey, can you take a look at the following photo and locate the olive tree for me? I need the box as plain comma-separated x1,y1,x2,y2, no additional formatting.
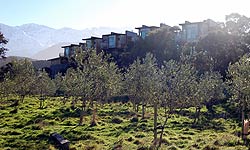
228,53,250,139
64,49,122,126
125,53,163,144
34,70,56,108
11,59,36,103
191,71,225,124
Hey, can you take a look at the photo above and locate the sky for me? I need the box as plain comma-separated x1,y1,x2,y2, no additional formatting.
1,0,250,30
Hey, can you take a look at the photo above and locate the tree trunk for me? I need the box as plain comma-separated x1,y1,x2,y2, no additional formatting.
79,98,87,125
136,103,139,113
40,100,42,109
153,102,158,143
89,99,94,109
79,108,84,125
193,106,201,124
242,100,246,140
90,102,97,127
142,103,146,119
71,98,76,110
197,107,201,123
132,101,136,112
20,95,25,103
158,106,169,149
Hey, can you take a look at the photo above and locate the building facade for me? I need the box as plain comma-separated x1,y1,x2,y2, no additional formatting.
135,25,159,39
179,19,218,42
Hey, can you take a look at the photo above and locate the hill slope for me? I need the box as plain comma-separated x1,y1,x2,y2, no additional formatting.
32,42,70,60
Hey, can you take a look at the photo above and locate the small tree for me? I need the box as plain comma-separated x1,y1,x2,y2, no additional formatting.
125,53,162,145
81,50,122,126
125,53,159,119
0,31,8,58
125,58,145,114
64,49,122,126
53,73,67,98
227,54,250,139
192,71,225,124
34,70,56,108
156,60,197,148
0,73,14,100
11,59,36,103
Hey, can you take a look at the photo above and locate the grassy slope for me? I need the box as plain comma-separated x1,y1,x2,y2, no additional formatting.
0,97,248,150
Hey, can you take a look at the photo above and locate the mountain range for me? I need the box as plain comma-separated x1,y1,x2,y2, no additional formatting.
0,23,131,60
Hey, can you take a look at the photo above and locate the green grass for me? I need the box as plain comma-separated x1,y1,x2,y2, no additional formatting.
0,97,248,150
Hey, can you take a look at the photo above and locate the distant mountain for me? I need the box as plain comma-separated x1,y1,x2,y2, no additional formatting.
32,42,70,60
0,23,132,59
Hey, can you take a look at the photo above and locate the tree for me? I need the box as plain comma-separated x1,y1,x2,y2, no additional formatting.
0,31,8,58
125,53,160,119
156,60,197,147
0,72,14,100
125,53,162,144
53,73,67,97
225,13,250,58
225,13,250,36
11,59,36,103
193,30,245,76
80,49,122,126
191,71,225,124
125,58,146,114
64,67,93,125
131,26,181,66
227,53,250,139
34,70,56,108
63,49,122,126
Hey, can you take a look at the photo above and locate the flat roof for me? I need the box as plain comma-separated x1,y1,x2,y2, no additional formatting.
61,44,79,48
82,36,102,40
135,25,159,29
103,32,126,36
179,21,203,26
47,57,61,61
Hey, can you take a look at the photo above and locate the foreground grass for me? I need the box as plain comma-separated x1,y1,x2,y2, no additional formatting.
0,97,248,150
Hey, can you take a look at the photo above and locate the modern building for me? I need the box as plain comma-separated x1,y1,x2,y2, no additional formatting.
135,25,159,39
101,32,127,50
62,44,80,58
82,36,102,52
179,19,218,42
100,31,138,50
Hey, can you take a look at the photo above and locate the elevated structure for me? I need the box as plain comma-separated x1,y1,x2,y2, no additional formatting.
135,25,159,39
179,19,218,42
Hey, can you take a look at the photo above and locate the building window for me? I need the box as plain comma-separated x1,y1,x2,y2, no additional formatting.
109,35,116,48
140,28,150,39
86,40,91,49
64,47,70,57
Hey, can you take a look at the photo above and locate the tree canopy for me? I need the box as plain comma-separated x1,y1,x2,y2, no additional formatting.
0,32,8,58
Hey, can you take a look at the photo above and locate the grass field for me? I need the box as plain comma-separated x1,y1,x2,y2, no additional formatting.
0,97,248,150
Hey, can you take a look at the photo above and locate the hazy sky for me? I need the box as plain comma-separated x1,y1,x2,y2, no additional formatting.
1,0,250,29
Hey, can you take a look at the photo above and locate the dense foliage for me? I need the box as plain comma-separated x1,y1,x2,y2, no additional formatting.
0,31,8,58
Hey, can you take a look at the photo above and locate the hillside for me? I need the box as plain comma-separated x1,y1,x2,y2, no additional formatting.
32,42,70,60
0,97,247,150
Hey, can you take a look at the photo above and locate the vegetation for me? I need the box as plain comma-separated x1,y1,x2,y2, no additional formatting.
0,31,8,58
0,97,247,150
1,13,250,149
